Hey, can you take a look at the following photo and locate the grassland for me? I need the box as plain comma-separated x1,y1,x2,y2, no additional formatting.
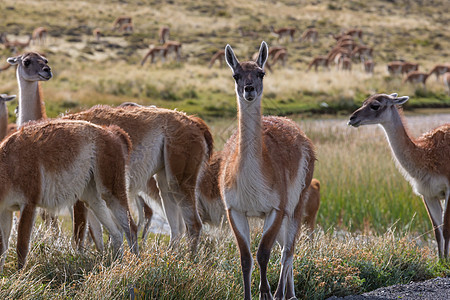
1,221,450,299
0,0,449,120
1,112,449,299
1,0,450,299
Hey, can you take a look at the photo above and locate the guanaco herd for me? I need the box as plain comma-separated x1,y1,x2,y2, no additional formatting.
0,19,449,300
387,61,450,90
209,27,449,94
306,29,370,72
1,21,449,93
0,47,322,299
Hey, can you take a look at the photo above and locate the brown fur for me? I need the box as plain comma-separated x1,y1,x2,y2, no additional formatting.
6,124,16,136
198,152,222,204
223,42,316,299
196,152,226,225
307,56,329,72
0,64,13,72
299,28,318,43
93,28,102,41
63,105,213,251
353,95,449,178
349,93,450,257
402,61,419,74
403,71,430,86
221,115,316,299
222,116,315,194
387,61,404,75
2,36,32,53
303,179,320,232
429,64,450,80
158,26,170,44
340,57,352,71
112,16,132,31
268,46,286,59
146,150,226,227
208,50,225,68
31,27,47,45
63,105,212,175
72,200,88,250
352,45,373,61
146,151,319,232
0,119,137,271
189,116,213,160
328,47,352,65
336,40,357,51
345,29,363,40
364,60,375,74
270,26,296,42
444,72,450,96
7,52,55,228
271,49,287,67
140,46,168,66
413,124,450,175
119,23,133,33
332,33,354,42
163,41,182,62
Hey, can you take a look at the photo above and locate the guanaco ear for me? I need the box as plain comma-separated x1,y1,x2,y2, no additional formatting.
7,55,21,65
225,44,239,71
0,94,16,102
393,96,409,105
255,41,268,69
389,93,398,98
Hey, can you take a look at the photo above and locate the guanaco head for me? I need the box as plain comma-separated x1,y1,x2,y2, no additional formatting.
225,41,268,103
0,94,16,103
117,102,143,108
348,93,409,127
7,52,52,82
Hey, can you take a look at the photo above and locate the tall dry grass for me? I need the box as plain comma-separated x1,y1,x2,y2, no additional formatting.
0,219,447,299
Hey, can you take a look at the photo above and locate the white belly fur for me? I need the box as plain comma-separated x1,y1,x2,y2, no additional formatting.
224,145,311,218
39,143,96,211
412,173,449,200
127,132,164,196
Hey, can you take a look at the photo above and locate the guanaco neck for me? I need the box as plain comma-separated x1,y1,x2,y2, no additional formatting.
379,108,424,179
0,103,8,139
16,73,46,127
236,95,263,169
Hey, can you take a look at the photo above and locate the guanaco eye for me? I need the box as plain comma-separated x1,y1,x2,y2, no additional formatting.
23,60,30,67
258,72,266,79
233,74,240,81
370,103,380,111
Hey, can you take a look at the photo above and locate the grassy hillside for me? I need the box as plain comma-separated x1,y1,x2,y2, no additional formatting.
0,0,449,120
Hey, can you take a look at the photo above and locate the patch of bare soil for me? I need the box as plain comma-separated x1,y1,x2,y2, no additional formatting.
327,277,450,300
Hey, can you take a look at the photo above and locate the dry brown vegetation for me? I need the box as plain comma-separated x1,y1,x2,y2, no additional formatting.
0,0,449,120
